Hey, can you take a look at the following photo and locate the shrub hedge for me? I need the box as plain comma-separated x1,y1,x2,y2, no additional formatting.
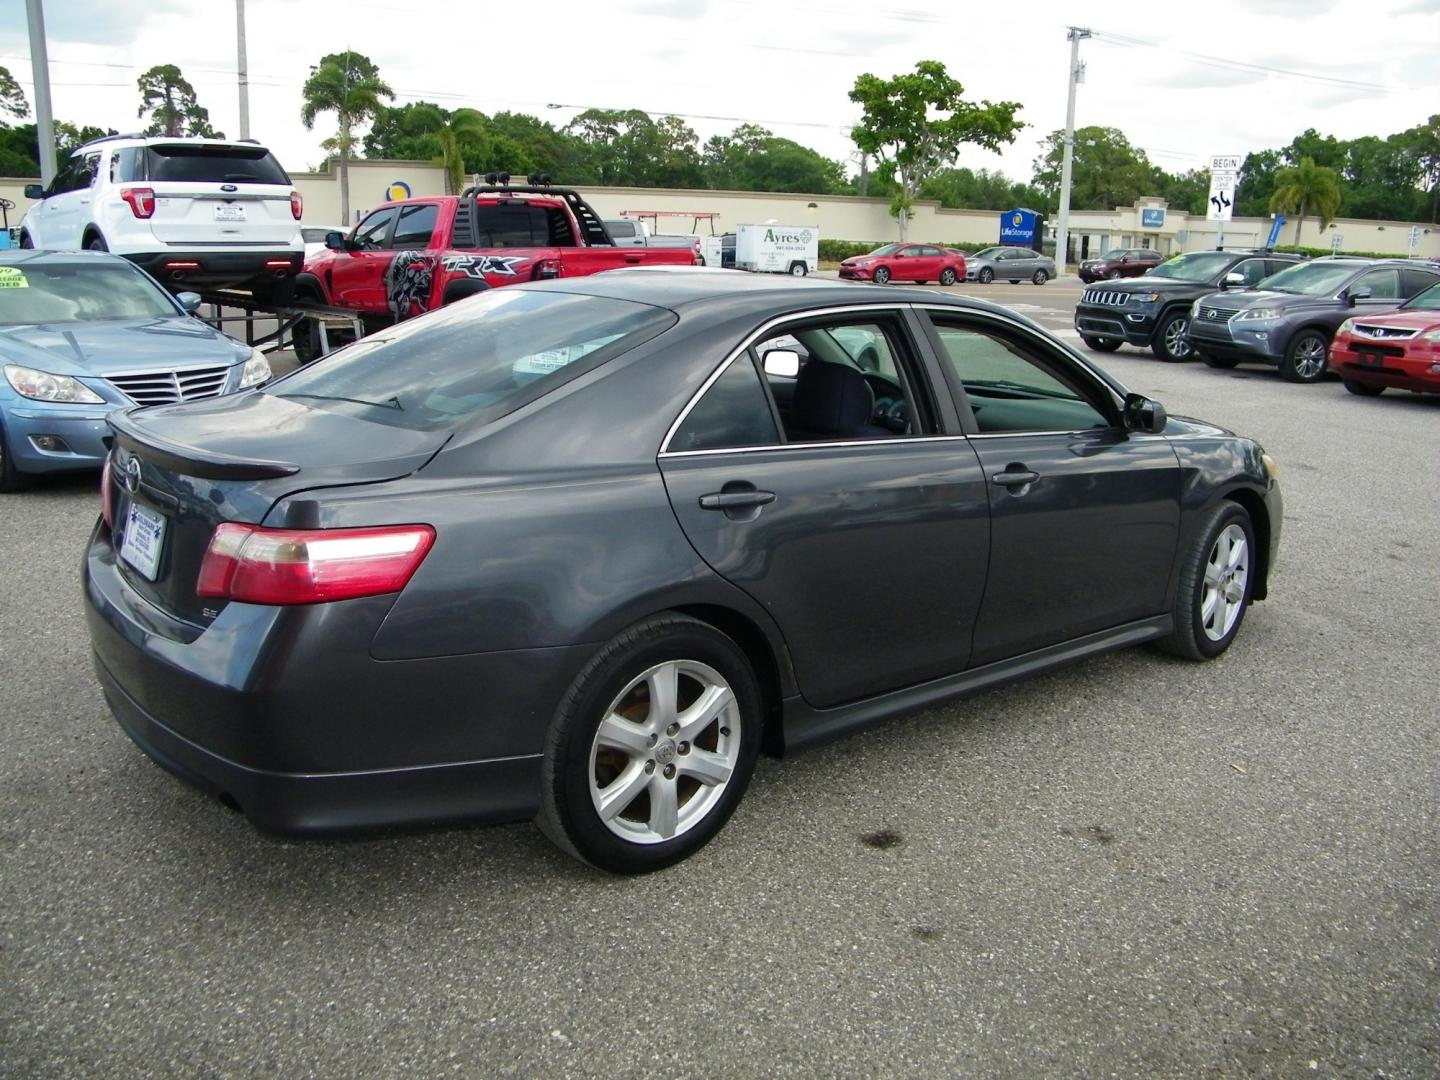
818,238,1000,261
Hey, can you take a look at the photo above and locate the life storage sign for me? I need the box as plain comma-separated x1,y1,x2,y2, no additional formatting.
0,267,29,288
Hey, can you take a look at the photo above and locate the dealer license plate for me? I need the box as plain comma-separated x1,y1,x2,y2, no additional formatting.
214,204,246,222
119,502,166,581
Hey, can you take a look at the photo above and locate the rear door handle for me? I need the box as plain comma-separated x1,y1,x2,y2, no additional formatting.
699,490,777,511
991,469,1039,487
624,253,643,263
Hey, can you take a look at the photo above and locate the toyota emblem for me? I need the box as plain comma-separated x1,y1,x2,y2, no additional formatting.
124,457,141,494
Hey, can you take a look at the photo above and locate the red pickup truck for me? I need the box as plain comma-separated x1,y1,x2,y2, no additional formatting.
292,183,693,358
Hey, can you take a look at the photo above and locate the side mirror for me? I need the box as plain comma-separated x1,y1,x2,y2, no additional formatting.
1121,255,1132,263
324,230,347,251
1123,393,1167,434
1346,286,1373,305
1221,271,1246,290
763,349,801,379
175,291,202,314
23,184,44,200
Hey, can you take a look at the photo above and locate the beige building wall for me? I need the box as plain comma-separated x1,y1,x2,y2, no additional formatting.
5,166,1437,259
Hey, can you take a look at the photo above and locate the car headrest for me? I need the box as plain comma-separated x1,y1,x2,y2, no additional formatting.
791,361,875,436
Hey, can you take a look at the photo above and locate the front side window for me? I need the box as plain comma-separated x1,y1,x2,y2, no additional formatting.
670,355,779,452
1229,258,1271,287
933,323,1110,434
352,207,397,250
389,203,438,249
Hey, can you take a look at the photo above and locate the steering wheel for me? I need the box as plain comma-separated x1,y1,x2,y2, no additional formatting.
863,373,909,433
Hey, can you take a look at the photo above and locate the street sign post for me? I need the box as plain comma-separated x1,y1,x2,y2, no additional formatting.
1331,234,1343,254
1409,225,1422,255
1207,154,1241,248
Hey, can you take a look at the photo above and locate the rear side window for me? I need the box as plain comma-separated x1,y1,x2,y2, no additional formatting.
268,290,676,432
608,221,637,239
471,202,576,248
1400,269,1440,297
145,145,290,184
671,356,779,452
111,146,145,182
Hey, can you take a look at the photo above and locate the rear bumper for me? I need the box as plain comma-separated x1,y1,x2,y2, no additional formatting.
124,249,303,288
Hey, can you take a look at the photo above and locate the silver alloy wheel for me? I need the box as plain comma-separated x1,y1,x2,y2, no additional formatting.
790,263,806,276
588,659,742,845
1293,336,1327,379
1164,316,1192,358
1033,269,1048,285
1201,523,1249,642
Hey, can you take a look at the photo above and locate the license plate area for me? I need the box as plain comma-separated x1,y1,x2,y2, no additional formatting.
1356,349,1384,368
213,204,246,222
119,502,167,581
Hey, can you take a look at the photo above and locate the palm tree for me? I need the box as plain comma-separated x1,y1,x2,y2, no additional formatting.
1269,157,1343,246
300,52,393,225
435,109,490,194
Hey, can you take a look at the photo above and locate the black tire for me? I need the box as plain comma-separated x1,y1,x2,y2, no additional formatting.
1155,501,1256,661
1202,353,1240,369
873,267,891,285
788,262,808,277
1280,329,1331,383
18,231,33,249
1106,268,1123,280
1343,379,1384,396
441,277,491,305
85,234,108,252
939,268,957,286
1032,269,1048,285
1151,309,1194,363
538,613,763,874
977,267,993,284
1081,335,1122,353
0,423,34,493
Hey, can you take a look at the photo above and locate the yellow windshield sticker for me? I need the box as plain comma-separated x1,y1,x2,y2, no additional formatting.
0,266,28,288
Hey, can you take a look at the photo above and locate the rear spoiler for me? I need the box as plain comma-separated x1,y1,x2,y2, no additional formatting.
108,407,300,480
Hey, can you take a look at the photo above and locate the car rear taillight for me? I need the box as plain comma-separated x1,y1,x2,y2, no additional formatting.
120,187,155,219
196,523,435,605
532,258,561,280
100,455,114,528
290,190,303,221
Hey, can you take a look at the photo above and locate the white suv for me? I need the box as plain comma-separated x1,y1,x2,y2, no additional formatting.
19,135,305,303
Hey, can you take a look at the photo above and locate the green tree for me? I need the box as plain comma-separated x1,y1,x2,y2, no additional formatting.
1032,126,1156,211
1155,167,1210,216
136,65,220,138
301,51,394,224
1269,157,1343,244
0,65,28,122
363,100,448,160
921,166,1036,211
703,124,846,193
1236,149,1283,218
565,109,703,188
849,60,1022,238
1401,115,1440,222
1282,128,1346,170
1339,134,1426,220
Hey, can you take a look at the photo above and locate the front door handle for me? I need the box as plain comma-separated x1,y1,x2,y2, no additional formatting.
990,472,1036,489
624,253,643,263
699,490,776,511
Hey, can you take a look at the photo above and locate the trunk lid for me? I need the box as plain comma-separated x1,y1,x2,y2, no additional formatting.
106,392,447,626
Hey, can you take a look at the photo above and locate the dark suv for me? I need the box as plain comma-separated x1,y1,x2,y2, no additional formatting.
1078,247,1163,283
1075,249,1305,362
1184,257,1440,382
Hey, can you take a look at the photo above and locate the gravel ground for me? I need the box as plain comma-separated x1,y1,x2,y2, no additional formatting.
1,281,1436,1078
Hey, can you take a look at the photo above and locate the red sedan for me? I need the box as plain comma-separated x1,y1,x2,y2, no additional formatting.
1328,282,1440,396
838,243,967,286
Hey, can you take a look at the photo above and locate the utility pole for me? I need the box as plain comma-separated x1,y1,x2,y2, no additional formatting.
25,0,57,185
1054,26,1090,277
236,0,250,139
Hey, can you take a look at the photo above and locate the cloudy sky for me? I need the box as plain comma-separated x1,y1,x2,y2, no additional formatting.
1,0,1437,183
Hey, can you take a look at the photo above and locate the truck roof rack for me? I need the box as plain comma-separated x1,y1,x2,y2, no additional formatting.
77,132,146,149
460,183,613,247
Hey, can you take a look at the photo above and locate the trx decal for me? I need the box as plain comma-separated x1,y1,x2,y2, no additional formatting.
440,254,525,278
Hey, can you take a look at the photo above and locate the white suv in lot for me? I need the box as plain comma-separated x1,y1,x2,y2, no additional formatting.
19,135,305,303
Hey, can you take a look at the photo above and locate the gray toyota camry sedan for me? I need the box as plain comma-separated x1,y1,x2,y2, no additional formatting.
85,270,1282,873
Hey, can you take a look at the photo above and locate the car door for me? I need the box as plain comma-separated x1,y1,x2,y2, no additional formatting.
380,201,443,317
1006,248,1038,278
328,205,398,312
919,307,1181,666
658,306,992,708
39,154,92,248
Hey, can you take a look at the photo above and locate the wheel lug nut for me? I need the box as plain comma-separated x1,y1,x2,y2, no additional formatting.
645,760,655,773
646,734,657,748
666,722,679,736
720,726,731,737
678,741,690,755
663,764,675,779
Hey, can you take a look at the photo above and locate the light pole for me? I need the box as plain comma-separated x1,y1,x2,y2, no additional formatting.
1054,26,1090,276
25,0,56,185
236,0,250,140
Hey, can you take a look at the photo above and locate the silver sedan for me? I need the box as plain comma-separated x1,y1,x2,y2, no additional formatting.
963,246,1057,285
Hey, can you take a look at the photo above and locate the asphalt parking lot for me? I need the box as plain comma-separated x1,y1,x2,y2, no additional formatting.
2,278,1436,1078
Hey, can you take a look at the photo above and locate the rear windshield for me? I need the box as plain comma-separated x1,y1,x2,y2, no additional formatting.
0,262,177,324
145,145,290,184
266,289,676,431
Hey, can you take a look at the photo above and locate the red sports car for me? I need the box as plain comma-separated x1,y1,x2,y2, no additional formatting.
838,243,966,286
1328,282,1440,397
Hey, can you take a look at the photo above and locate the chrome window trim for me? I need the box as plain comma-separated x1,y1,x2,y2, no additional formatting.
659,302,921,455
662,434,971,459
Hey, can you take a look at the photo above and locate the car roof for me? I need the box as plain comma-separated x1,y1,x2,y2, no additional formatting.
517,266,1031,321
75,134,275,153
0,249,139,269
